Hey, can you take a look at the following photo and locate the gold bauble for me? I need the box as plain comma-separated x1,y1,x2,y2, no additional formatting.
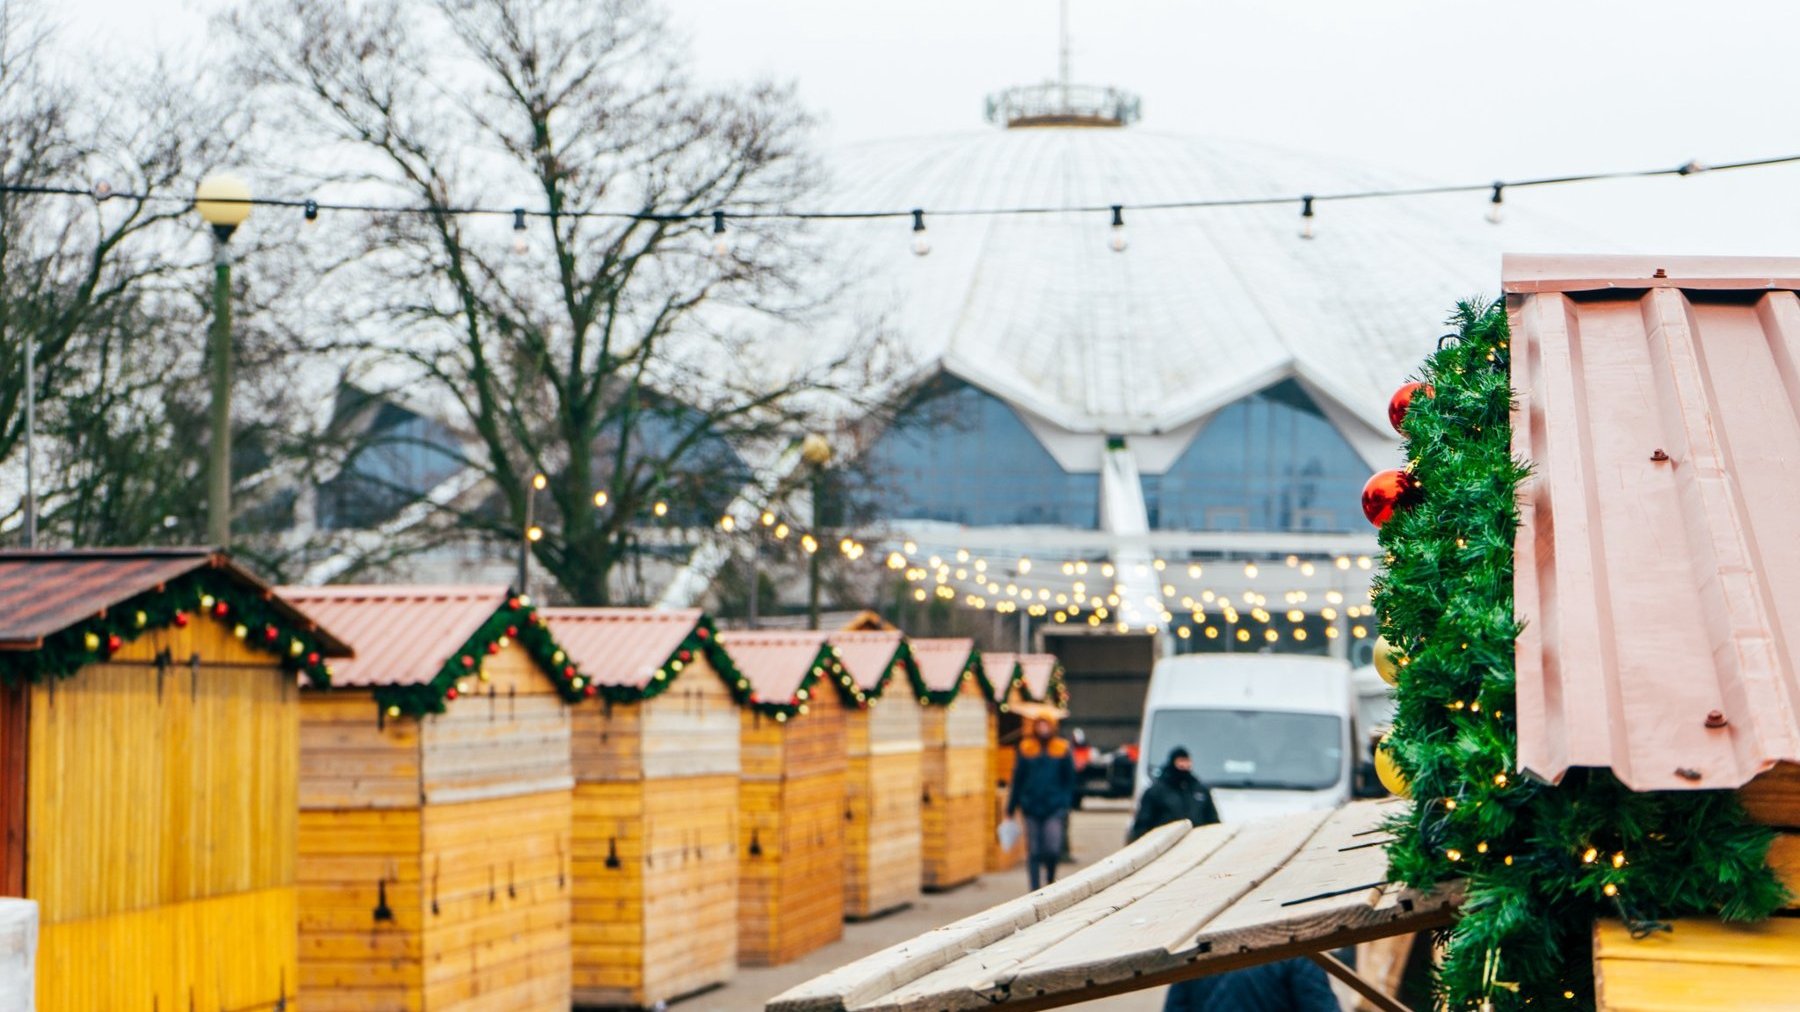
1375,743,1411,799
1374,634,1404,686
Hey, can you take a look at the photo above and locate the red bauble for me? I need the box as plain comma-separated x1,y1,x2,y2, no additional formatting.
264,625,279,642
106,634,122,653
446,687,459,701
1362,469,1420,527
486,641,501,655
213,601,229,617
1387,382,1434,433
584,684,597,698
677,649,692,662
460,654,475,668
696,627,709,640
505,625,518,638
562,665,575,679
174,611,190,628
306,652,320,665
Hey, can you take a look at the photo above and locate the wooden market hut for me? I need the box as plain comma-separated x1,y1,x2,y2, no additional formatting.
720,630,854,965
909,638,993,891
279,585,584,1011
540,607,743,1009
1506,255,1800,1006
987,653,1069,872
0,548,350,1012
826,629,924,920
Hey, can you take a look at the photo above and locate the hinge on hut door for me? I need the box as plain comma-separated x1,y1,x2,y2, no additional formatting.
154,648,171,700
373,879,395,922
488,864,497,903
749,829,763,857
431,857,440,916
275,968,287,1011
922,784,933,805
188,652,201,700
605,837,621,869
507,860,516,899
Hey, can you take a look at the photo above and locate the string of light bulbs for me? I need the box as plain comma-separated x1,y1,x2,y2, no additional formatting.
7,149,1799,255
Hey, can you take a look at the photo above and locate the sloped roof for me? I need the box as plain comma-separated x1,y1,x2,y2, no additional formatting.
541,608,705,689
769,799,1454,1011
1508,254,1800,791
827,630,906,691
910,637,979,693
1017,654,1062,702
780,126,1595,440
276,585,509,687
719,630,832,703
0,548,350,656
982,652,1022,703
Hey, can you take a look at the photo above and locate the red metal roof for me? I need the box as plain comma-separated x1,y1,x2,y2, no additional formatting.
982,652,1021,703
910,637,978,693
1508,254,1800,791
0,548,350,655
1018,654,1061,701
826,630,905,691
541,608,704,688
718,630,832,702
276,585,509,687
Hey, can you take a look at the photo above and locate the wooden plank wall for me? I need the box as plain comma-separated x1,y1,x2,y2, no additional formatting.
298,805,423,1009
845,692,923,919
571,658,740,1007
739,687,847,965
421,644,574,805
921,685,991,890
30,621,298,1012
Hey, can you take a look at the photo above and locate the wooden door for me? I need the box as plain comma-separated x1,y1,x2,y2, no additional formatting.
0,682,26,896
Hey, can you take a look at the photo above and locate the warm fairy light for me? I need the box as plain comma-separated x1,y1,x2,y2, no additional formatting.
1493,772,1507,787
1300,561,1315,576
1244,562,1259,579
531,473,547,490
1612,852,1626,868
1476,842,1488,854
801,534,819,554
1446,848,1463,862
1336,556,1351,570
1352,624,1368,639
1602,883,1619,897
956,548,970,563
1286,609,1304,622
653,500,668,517
1018,558,1032,573
761,511,776,526
774,523,789,539
1188,564,1202,578
1444,799,1458,810
1293,629,1308,641
526,525,544,542
1153,558,1166,571
1236,629,1250,642
903,540,917,554
718,514,735,531
1582,847,1599,864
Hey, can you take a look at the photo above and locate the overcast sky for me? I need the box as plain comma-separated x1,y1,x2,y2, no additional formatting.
54,0,1800,255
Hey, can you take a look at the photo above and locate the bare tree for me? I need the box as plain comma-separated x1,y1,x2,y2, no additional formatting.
230,0,877,603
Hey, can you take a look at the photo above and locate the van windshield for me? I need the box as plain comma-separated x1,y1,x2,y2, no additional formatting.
1145,709,1343,790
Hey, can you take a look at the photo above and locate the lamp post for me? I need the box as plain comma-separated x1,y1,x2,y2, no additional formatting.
194,173,252,547
800,433,833,630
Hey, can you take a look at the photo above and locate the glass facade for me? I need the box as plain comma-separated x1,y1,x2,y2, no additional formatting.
1142,379,1367,532
855,374,1099,527
320,402,466,530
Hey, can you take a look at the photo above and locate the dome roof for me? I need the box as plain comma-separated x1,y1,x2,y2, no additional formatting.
806,124,1596,444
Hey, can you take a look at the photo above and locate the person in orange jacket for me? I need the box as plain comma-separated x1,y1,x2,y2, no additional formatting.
1007,717,1076,890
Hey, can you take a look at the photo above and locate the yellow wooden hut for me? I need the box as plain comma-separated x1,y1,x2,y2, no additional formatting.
827,629,924,920
0,548,349,1012
909,638,992,891
540,608,743,1009
719,630,850,965
279,585,583,1011
988,654,1069,871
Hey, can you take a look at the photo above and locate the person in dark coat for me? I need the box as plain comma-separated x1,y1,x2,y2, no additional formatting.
1006,717,1076,890
1128,747,1219,843
1162,958,1339,1012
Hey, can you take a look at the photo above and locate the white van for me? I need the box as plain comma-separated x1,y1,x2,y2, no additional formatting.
1134,654,1366,823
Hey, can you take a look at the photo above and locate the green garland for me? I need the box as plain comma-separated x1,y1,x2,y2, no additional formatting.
589,615,744,708
908,648,990,707
1375,301,1788,1010
732,641,858,721
0,568,334,688
370,594,585,716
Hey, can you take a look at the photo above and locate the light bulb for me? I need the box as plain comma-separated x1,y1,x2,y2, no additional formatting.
1108,204,1128,253
303,198,319,228
711,210,729,257
1486,183,1504,225
511,207,528,255
1299,195,1316,240
910,208,930,257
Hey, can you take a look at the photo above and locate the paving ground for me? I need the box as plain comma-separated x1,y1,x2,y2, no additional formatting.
681,799,1163,1012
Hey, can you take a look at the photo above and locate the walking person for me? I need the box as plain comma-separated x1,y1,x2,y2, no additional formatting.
1128,746,1219,843
1006,717,1075,890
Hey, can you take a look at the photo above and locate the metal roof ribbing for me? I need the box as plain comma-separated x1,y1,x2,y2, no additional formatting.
718,630,832,702
826,630,906,691
275,585,509,687
1508,254,1800,791
540,608,705,689
0,548,351,656
909,637,979,693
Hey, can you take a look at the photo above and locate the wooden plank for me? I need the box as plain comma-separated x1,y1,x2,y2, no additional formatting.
1741,762,1800,828
1769,831,1800,909
766,820,1191,1012
1595,917,1800,1011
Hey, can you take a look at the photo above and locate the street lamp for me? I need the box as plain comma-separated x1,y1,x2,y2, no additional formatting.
800,434,833,630
194,173,252,547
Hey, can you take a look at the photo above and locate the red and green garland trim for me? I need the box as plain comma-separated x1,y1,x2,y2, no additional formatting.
734,641,857,722
588,614,750,708
0,568,335,688
909,649,991,707
370,594,586,717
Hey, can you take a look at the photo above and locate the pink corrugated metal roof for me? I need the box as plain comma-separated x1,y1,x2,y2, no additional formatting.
0,548,351,655
983,652,1021,703
719,630,831,702
826,630,905,691
910,637,977,693
276,585,510,687
1018,654,1061,701
541,608,703,689
1508,254,1800,791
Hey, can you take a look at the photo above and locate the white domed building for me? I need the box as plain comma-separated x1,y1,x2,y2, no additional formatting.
669,80,1587,661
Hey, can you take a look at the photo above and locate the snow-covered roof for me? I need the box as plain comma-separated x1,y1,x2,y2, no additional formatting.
803,124,1597,440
